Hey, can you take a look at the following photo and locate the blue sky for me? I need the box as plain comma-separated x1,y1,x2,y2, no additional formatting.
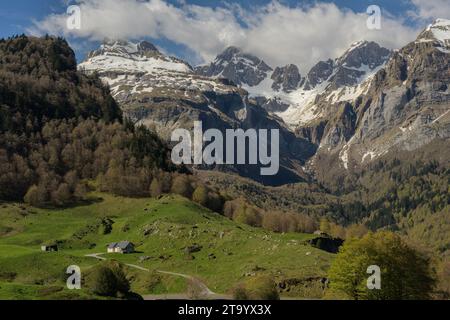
0,0,445,69
0,0,417,38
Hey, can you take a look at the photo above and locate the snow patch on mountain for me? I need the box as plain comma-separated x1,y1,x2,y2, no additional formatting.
219,41,391,127
79,40,192,75
428,19,450,42
277,83,329,126
326,63,386,104
243,76,276,98
79,40,241,102
418,19,450,53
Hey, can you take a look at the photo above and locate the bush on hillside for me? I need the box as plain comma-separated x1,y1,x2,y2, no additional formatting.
232,275,280,300
171,175,193,199
149,178,162,198
85,261,130,297
192,185,209,207
328,231,436,300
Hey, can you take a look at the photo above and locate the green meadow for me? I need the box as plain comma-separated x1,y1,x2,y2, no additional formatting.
0,193,334,299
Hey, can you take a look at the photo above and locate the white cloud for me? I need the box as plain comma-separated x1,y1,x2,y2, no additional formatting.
409,0,450,22
237,2,420,72
30,0,422,72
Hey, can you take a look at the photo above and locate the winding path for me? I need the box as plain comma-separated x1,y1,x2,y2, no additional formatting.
85,253,230,300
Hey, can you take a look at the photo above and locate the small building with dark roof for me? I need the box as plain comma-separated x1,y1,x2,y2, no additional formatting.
41,244,58,252
107,241,135,254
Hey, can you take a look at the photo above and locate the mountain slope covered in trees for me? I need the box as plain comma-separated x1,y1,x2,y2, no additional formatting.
0,34,448,300
0,36,174,206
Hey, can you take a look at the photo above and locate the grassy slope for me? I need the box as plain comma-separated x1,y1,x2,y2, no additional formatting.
0,193,334,299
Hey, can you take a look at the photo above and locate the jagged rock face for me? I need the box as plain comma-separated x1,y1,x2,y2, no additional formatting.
253,97,290,113
271,64,303,93
327,41,391,90
337,41,391,69
313,19,450,172
416,18,450,53
80,40,248,138
303,41,392,92
304,60,334,90
357,38,449,150
196,41,391,129
78,19,450,185
195,46,273,86
79,40,315,186
294,41,391,90
88,39,163,60
263,41,392,128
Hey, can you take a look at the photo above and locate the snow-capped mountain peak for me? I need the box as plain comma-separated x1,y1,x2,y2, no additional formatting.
195,46,273,86
80,39,192,76
77,28,449,180
79,39,239,106
88,39,159,59
417,18,450,52
336,41,391,71
210,41,392,127
193,41,392,128
427,18,450,40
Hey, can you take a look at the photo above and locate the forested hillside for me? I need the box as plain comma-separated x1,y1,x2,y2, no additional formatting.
0,35,121,132
198,142,450,258
0,34,448,300
1,36,447,256
0,36,174,206
0,35,314,235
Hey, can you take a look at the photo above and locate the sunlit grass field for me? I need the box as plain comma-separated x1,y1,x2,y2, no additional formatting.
0,193,334,299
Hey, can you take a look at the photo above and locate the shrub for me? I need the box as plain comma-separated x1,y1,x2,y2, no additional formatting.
51,183,72,206
206,191,224,213
234,275,280,300
149,178,162,198
171,175,193,198
106,261,130,294
437,259,450,298
158,171,173,193
86,266,118,297
223,199,241,219
262,212,282,233
328,231,436,300
24,185,44,207
345,224,369,239
85,261,130,297
192,185,209,207
232,284,249,300
234,205,262,227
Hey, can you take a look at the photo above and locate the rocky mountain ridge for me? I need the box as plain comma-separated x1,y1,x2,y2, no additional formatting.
79,39,315,185
197,41,392,129
78,19,450,186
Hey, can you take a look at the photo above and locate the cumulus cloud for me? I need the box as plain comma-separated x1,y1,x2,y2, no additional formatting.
409,0,450,22
237,2,420,71
29,0,423,72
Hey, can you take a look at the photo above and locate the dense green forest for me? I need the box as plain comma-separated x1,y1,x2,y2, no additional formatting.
0,36,175,206
1,36,448,246
0,35,448,299
0,35,121,132
0,35,321,236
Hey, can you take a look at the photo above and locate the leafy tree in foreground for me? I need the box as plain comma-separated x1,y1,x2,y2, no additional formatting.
86,266,118,297
85,261,130,298
328,231,436,300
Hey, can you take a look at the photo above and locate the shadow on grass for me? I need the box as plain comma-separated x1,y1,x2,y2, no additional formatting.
35,196,105,211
